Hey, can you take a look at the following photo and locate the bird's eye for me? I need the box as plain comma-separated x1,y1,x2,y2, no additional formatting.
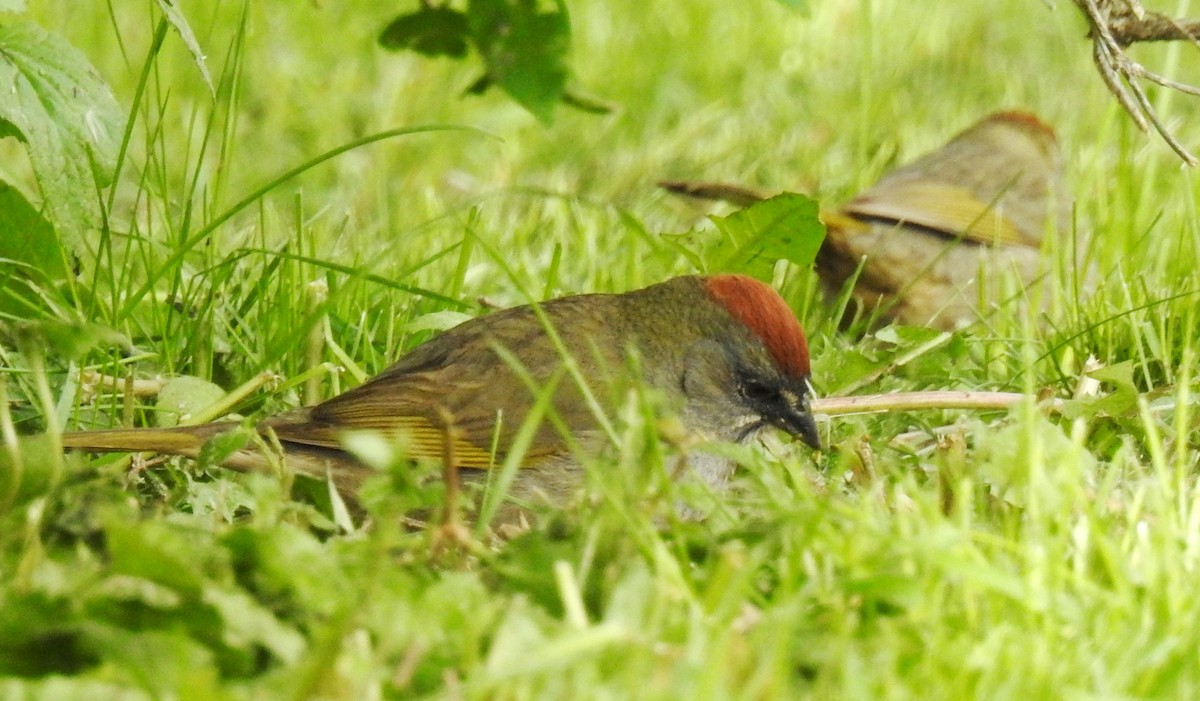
741,379,780,403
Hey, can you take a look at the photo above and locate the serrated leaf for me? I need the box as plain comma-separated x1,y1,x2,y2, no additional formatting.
709,192,825,279
1086,360,1136,391
1061,360,1139,418
155,0,215,96
379,6,470,58
468,0,570,124
0,20,123,243
155,376,228,428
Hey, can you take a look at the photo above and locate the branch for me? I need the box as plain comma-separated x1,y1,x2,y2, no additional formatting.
811,390,1060,416
1072,0,1200,165
1105,10,1200,44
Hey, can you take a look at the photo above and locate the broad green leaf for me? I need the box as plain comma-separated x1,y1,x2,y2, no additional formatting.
0,182,61,276
0,592,93,676
154,0,215,96
155,375,228,428
1086,361,1137,393
3,319,127,360
379,6,470,58
468,0,570,124
104,521,209,599
0,20,123,242
0,181,67,315
710,192,825,279
0,434,77,505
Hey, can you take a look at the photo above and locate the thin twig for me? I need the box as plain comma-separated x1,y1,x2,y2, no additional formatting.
433,407,472,552
1073,0,1200,164
812,390,1060,416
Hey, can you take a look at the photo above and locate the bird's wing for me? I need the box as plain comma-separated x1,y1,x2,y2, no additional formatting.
263,407,503,469
843,180,1040,249
263,310,611,469
264,374,584,470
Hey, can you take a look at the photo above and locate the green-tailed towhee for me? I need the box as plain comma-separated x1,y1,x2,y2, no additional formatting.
663,111,1072,330
62,274,819,510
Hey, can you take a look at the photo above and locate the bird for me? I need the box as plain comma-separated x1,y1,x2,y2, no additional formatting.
61,274,820,517
662,111,1072,330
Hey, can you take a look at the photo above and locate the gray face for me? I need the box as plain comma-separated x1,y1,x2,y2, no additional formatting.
678,339,818,449
729,373,819,449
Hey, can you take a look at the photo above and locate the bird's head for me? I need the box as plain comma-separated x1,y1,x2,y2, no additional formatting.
674,274,820,450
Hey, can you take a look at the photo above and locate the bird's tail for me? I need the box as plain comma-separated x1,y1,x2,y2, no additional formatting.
60,424,372,491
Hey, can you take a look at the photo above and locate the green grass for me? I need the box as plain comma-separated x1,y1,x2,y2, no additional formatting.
3,0,1200,698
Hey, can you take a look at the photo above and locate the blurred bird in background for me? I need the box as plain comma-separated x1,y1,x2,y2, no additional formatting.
663,110,1073,330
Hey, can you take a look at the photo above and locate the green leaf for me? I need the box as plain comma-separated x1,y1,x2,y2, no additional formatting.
155,0,215,96
0,181,68,315
467,0,570,124
0,591,96,676
0,20,123,242
200,585,306,665
1060,360,1140,419
80,626,221,701
104,521,210,600
1086,361,1137,393
379,6,471,58
0,678,151,700
222,525,348,617
0,182,62,276
3,320,127,360
709,192,825,279
195,426,255,469
155,376,229,428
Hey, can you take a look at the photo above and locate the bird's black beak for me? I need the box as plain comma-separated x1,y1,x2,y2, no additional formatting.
771,388,821,451
735,371,822,450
